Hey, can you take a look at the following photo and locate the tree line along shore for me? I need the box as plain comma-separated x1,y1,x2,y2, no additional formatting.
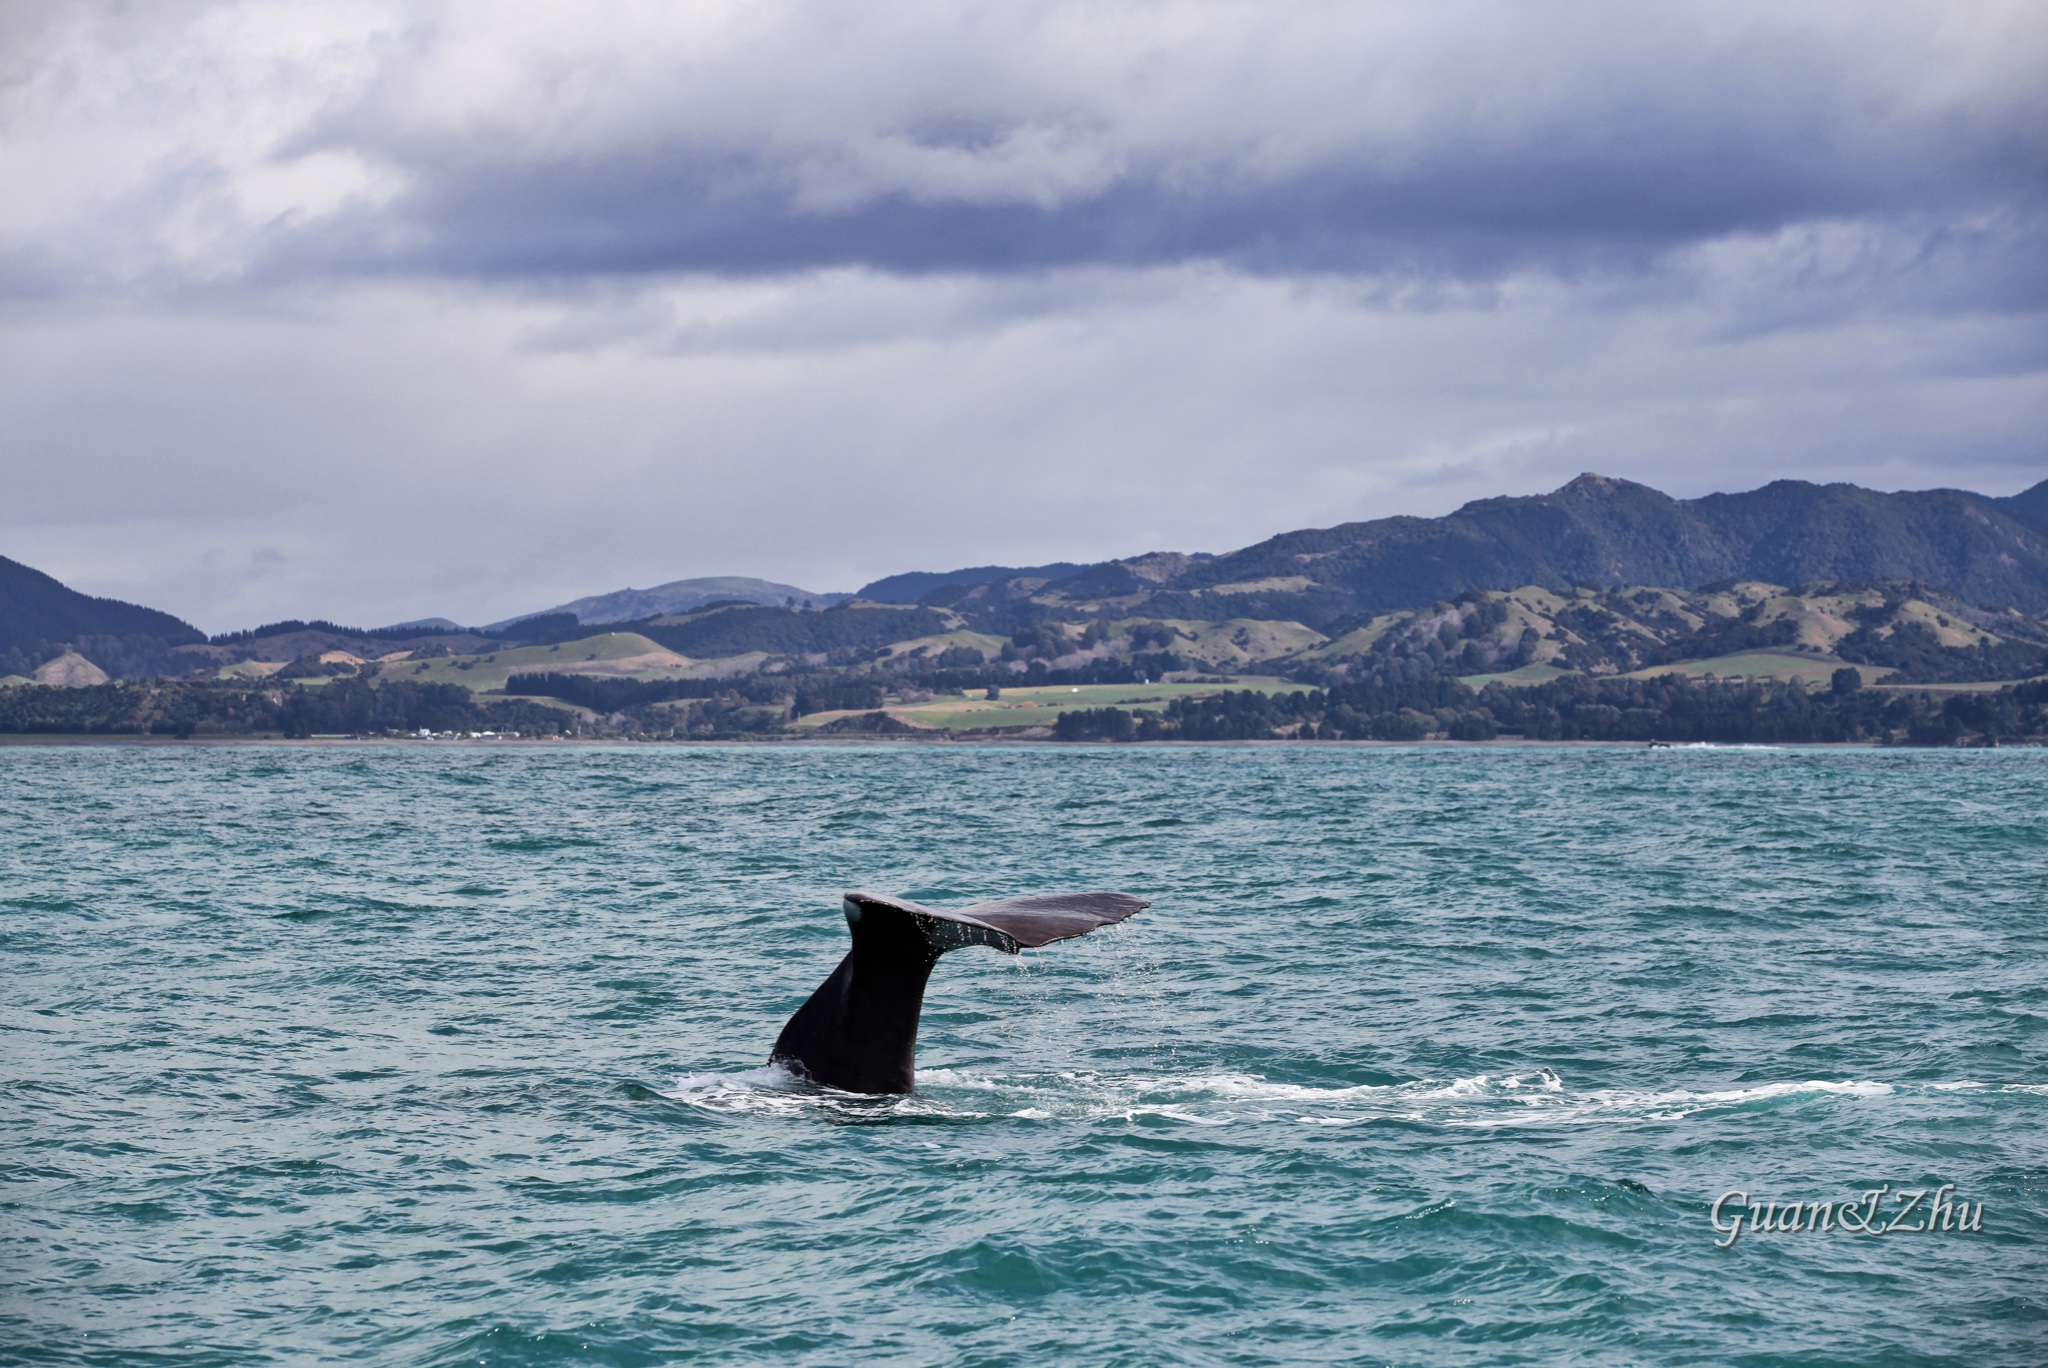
2,670,2043,748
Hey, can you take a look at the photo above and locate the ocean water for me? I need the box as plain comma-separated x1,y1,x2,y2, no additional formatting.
2,742,2045,1367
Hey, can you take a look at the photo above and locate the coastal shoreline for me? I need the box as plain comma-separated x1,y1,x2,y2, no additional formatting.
0,733,1946,749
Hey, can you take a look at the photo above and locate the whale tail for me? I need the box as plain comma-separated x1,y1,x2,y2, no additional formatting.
768,890,1149,1094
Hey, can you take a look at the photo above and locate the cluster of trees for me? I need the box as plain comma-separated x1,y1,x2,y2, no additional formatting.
206,617,546,646
1835,617,2047,683
1631,604,1796,668
507,671,820,733
274,681,572,737
1000,622,1075,662
7,667,2043,746
1303,608,1527,687
894,653,1187,694
503,671,801,737
1339,588,1803,682
504,671,786,712
0,633,205,680
906,644,988,670
0,679,572,738
0,682,278,736
276,653,360,679
1051,676,2048,747
208,619,382,645
1056,680,1473,741
988,617,1185,666
592,694,793,739
1516,589,1810,675
0,640,78,678
791,679,885,716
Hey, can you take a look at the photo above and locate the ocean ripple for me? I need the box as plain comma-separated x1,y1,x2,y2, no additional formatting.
2,743,2045,1365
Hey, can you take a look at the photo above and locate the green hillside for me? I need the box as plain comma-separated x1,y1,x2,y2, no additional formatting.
378,633,699,692
275,579,2047,708
1304,581,2048,688
790,680,1292,733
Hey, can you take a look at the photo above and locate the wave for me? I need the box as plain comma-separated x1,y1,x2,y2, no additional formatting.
1656,742,1786,751
659,1065,999,1121
656,1066,2043,1128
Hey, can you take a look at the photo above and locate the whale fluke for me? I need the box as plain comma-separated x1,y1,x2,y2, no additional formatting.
768,890,1149,1094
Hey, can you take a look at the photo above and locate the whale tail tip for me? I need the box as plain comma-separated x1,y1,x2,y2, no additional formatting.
768,889,1150,1094
843,888,1149,953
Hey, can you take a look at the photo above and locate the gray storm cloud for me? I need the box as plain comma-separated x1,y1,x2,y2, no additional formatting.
0,1,2042,628
10,0,2045,286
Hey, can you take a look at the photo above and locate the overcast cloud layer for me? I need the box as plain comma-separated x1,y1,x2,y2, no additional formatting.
2,0,2043,630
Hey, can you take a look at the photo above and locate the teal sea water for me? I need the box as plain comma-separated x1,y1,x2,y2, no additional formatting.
3,743,2045,1366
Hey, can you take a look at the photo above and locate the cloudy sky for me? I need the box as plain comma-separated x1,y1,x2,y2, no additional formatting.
2,0,2042,631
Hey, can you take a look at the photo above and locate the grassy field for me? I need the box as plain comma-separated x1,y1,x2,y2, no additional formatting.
371,633,703,693
1621,652,1889,686
1867,674,2048,695
1457,664,1575,688
795,678,1295,731
216,659,287,680
1163,620,1327,670
874,629,1008,665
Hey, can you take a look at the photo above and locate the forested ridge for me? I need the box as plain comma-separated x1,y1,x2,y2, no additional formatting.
1055,676,2048,747
0,680,572,739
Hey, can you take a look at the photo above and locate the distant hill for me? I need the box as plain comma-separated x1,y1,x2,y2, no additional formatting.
635,603,952,660
1992,479,2048,536
954,475,2048,626
857,562,1093,604
1298,580,2048,686
494,576,849,628
175,621,498,673
370,617,465,633
0,555,202,676
0,556,202,652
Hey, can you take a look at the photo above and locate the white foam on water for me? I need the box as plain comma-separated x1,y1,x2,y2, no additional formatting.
916,1068,1013,1092
658,1064,810,1113
1565,1079,1896,1125
1660,742,1786,750
659,1064,987,1120
657,1065,2033,1130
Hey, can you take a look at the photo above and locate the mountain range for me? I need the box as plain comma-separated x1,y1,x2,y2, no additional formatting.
4,472,2045,681
898,474,2048,629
